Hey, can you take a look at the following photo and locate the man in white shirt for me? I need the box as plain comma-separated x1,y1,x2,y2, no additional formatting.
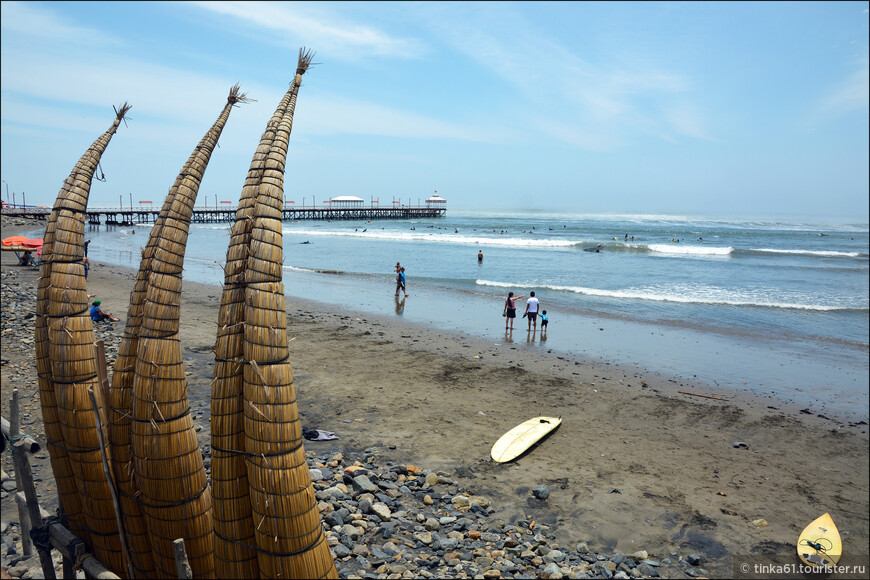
524,291,540,332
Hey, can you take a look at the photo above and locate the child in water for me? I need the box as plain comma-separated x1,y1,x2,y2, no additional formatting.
540,310,549,333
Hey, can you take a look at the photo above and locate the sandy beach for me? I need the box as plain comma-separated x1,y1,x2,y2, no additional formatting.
2,216,868,577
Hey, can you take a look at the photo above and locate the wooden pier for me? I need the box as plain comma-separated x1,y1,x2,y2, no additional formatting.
1,204,447,228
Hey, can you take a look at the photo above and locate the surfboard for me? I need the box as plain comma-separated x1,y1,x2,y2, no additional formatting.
797,513,841,567
491,416,562,463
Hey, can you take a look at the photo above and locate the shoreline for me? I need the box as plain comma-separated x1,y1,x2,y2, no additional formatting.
2,216,868,576
14,218,870,422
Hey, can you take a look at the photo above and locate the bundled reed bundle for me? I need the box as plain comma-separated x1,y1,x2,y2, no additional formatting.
212,70,308,580
35,103,132,576
130,86,249,579
107,182,184,579
242,49,337,579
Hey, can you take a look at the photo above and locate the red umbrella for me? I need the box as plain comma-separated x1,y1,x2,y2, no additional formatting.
2,235,33,247
23,238,44,250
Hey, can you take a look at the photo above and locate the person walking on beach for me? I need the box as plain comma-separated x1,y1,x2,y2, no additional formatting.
540,310,549,337
503,291,525,331
396,267,408,298
524,291,540,332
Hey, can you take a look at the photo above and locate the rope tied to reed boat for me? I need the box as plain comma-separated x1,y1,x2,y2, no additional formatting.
47,439,101,455
37,372,99,385
118,480,208,509
49,205,87,214
127,406,191,423
36,306,90,318
215,525,326,559
211,436,304,459
214,354,289,366
29,515,61,551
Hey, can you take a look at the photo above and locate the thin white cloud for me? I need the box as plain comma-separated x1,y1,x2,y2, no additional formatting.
414,2,707,149
0,1,124,49
190,1,425,60
0,47,499,147
822,57,869,115
296,94,511,143
664,103,713,141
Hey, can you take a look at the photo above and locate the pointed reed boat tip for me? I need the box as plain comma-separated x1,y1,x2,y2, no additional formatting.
297,47,316,74
228,83,254,106
114,102,133,120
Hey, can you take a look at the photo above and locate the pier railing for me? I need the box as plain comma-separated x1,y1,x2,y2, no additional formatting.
2,203,447,228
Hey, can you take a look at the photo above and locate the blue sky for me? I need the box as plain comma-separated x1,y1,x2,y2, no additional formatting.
1,1,867,220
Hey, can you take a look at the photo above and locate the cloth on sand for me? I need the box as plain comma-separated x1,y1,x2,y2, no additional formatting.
302,427,339,441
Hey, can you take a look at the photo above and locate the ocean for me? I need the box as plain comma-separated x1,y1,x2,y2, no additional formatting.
58,210,870,421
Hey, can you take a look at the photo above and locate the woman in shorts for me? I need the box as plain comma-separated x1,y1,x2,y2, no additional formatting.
502,291,525,331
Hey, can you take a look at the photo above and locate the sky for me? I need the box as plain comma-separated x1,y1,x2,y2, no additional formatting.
1,1,868,221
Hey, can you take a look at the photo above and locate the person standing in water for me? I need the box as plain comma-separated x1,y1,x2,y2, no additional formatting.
524,291,541,332
395,267,408,298
478,250,483,262
503,291,525,331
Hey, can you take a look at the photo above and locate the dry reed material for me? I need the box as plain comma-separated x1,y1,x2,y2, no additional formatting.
109,170,202,576
241,49,337,579
212,73,306,580
36,104,131,577
130,86,248,579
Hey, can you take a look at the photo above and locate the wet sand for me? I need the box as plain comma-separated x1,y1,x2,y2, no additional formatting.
2,217,868,574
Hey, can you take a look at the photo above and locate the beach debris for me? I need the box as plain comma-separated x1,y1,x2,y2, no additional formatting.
732,441,750,449
752,518,769,527
532,485,550,500
35,102,131,575
679,391,729,401
608,488,622,494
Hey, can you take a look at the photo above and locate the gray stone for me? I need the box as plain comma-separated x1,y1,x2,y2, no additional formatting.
637,563,659,577
438,537,459,551
325,511,345,528
531,485,550,500
352,475,379,493
424,517,440,531
687,553,706,566
372,502,392,522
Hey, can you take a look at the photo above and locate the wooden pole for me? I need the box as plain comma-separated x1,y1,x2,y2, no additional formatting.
94,340,111,437
173,538,193,579
9,389,33,556
1,415,41,454
16,495,121,579
10,395,57,579
88,387,135,580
